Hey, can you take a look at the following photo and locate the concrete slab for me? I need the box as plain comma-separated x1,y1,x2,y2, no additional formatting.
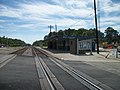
35,47,120,90
0,56,41,90
0,47,23,54
40,47,120,76
42,56,90,90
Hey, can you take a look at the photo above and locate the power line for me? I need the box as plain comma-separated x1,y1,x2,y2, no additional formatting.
70,13,93,28
61,12,93,30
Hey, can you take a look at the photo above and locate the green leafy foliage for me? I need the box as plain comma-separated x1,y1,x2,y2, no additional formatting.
44,27,120,45
105,27,120,44
44,28,104,39
32,40,43,47
0,36,26,47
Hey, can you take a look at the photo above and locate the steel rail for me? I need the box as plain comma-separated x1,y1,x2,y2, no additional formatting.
36,47,106,90
33,48,55,90
50,58,103,90
11,47,28,55
0,47,29,68
0,47,30,68
39,58,56,90
33,48,64,90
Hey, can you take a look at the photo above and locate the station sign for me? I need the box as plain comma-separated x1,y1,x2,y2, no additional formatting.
77,39,93,54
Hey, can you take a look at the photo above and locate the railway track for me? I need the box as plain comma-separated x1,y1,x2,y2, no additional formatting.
33,47,113,90
0,47,115,90
33,47,65,90
0,47,28,69
0,54,16,68
0,47,41,90
11,47,28,55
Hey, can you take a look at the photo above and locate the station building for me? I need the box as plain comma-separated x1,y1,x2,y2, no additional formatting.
44,35,96,54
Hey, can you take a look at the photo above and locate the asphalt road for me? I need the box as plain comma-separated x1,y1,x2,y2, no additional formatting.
0,47,120,90
41,55,89,90
63,60,120,90
0,55,40,90
0,54,3,58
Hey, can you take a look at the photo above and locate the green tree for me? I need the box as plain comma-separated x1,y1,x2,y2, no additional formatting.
0,36,26,47
105,27,119,44
58,30,65,36
32,40,43,47
64,28,76,36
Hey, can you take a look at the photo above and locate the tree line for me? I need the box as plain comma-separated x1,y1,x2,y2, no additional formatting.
32,27,120,47
43,27,120,45
32,40,43,47
44,28,104,38
0,36,26,47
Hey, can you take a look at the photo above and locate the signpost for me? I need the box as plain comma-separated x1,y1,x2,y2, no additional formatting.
77,39,93,55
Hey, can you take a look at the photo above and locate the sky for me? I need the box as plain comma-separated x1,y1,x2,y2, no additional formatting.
0,0,120,44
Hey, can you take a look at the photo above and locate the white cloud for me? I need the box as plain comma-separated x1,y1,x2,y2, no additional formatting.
0,29,17,32
0,20,7,22
0,1,93,21
99,0,120,15
0,4,22,18
0,0,120,43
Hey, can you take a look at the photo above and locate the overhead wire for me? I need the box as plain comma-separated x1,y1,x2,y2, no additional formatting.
69,13,93,28
55,0,101,31
61,12,94,30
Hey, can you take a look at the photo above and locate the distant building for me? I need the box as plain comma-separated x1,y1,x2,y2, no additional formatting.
44,35,70,51
44,35,95,54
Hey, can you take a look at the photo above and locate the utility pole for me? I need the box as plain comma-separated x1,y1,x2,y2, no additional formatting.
55,18,57,32
94,0,99,54
48,25,53,37
55,24,57,32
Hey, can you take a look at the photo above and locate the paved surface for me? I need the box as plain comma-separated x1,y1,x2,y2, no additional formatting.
42,48,120,76
0,47,120,90
41,48,120,90
0,47,23,54
54,52,120,76
63,60,120,90
0,54,15,63
41,55,89,90
0,56,40,90
0,54,4,58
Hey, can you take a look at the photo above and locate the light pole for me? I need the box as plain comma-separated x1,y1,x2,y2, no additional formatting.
94,0,99,54
48,25,53,37
55,24,57,32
